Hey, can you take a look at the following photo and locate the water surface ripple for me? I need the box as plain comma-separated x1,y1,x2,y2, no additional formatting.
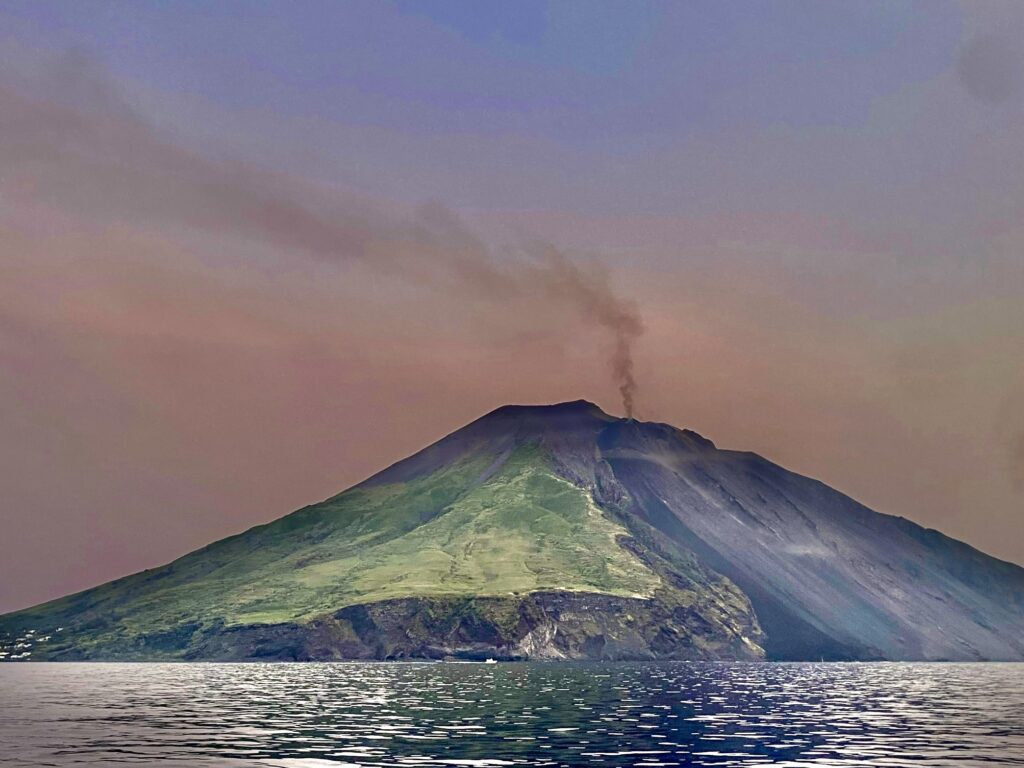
1,662,1022,767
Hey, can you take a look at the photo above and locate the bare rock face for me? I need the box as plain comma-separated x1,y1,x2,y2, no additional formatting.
594,418,1024,660
3,400,1023,662
176,592,763,662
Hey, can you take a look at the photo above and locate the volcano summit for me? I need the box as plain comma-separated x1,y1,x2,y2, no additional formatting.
3,400,1023,662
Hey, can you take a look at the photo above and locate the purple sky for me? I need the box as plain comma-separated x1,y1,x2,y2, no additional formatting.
1,0,1023,612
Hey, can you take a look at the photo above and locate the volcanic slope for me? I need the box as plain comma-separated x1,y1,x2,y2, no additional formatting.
2,400,1023,661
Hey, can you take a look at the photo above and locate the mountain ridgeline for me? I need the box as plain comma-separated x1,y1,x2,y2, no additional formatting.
3,400,1023,662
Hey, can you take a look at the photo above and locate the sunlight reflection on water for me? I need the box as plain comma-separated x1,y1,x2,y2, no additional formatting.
1,661,1022,766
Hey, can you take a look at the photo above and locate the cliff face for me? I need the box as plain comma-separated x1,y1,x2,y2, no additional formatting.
173,592,761,662
2,400,1022,662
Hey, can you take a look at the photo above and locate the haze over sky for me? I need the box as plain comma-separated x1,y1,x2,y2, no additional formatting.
1,0,1023,612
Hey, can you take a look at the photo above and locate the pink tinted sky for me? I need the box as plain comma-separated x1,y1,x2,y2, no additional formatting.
1,1,1023,612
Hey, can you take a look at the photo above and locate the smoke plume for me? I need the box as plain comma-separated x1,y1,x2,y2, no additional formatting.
530,248,643,417
0,49,644,416
409,206,643,416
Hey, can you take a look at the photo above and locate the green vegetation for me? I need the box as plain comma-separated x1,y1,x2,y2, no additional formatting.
4,444,662,654
279,454,658,618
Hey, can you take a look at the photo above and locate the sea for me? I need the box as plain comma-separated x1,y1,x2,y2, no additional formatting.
1,661,1022,767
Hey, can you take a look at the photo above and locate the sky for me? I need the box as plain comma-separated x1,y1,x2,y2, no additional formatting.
1,0,1023,612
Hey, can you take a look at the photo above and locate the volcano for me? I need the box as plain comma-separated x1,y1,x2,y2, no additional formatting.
3,400,1023,662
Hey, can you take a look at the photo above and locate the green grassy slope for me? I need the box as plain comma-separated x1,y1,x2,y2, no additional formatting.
3,445,661,652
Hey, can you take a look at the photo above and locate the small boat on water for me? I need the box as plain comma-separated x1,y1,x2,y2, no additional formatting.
484,658,497,664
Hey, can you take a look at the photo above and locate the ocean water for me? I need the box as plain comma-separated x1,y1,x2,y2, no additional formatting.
0,662,1022,767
